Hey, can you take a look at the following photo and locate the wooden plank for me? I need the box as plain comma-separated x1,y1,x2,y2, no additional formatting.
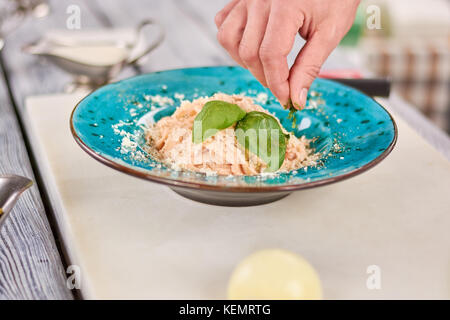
0,59,73,299
1,0,448,300
0,0,106,299
83,0,232,72
0,0,228,299
87,0,450,158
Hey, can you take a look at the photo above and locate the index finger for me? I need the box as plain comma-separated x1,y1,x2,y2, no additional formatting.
259,4,303,106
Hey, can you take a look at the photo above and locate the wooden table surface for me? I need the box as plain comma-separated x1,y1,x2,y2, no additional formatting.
0,0,449,300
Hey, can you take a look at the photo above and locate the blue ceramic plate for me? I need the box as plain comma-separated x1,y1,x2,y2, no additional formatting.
71,66,397,206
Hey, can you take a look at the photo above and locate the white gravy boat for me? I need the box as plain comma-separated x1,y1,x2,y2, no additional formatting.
23,19,165,88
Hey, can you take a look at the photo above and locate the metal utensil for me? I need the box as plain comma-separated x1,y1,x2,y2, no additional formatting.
22,19,165,89
0,175,33,229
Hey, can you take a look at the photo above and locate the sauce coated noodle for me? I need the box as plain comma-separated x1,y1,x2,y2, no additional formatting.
145,93,318,176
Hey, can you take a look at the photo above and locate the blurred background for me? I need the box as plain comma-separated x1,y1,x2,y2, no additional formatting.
1,0,449,133
350,0,449,133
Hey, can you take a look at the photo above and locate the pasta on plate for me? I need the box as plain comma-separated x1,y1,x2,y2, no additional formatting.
144,93,319,176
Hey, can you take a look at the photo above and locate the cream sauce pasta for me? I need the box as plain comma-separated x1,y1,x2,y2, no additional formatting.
144,93,319,176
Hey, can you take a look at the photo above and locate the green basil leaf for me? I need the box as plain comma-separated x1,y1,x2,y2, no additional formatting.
192,100,246,143
235,111,288,172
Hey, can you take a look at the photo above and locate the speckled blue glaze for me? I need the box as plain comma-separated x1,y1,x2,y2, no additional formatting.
71,66,396,190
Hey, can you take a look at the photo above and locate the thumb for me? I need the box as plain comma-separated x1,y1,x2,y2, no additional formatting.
288,32,338,109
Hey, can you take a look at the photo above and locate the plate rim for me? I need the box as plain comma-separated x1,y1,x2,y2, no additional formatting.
70,66,398,193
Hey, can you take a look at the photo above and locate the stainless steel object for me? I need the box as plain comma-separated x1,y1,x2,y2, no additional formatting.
0,175,33,229
23,19,165,89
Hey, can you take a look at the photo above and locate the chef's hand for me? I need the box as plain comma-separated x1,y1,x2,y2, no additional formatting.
215,0,360,109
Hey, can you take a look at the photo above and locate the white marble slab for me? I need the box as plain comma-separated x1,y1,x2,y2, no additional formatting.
23,92,450,299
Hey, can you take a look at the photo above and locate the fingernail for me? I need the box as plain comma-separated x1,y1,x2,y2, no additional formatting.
299,88,308,108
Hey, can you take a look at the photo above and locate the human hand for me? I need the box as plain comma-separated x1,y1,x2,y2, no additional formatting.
215,0,360,109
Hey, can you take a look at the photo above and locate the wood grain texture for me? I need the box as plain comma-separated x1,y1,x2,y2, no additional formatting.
0,0,449,300
81,0,450,157
84,0,232,73
0,61,72,299
0,0,104,299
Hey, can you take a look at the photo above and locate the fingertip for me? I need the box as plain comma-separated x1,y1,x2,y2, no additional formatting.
278,97,291,110
260,78,268,88
214,12,223,28
278,99,288,109
290,87,308,110
271,84,290,108
299,87,308,108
